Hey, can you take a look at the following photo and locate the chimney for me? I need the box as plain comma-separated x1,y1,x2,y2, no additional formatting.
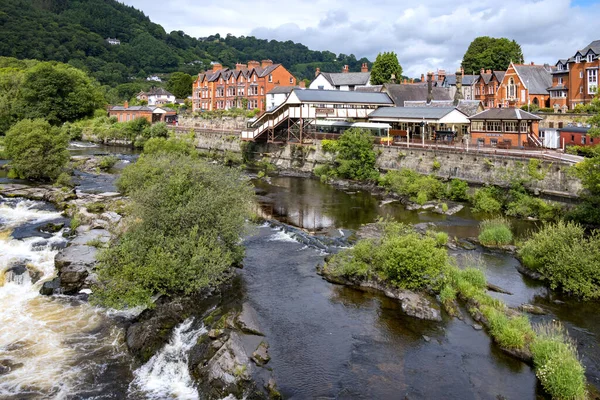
427,71,434,103
403,78,407,84
461,67,464,77
438,69,446,82
480,68,485,75
421,73,425,82
248,60,260,69
124,100,129,109
342,65,349,73
486,69,491,74
361,63,368,73
261,59,273,68
212,63,222,72
315,67,321,77
299,81,306,88
235,63,246,71
530,61,535,66
411,78,414,84
453,68,464,106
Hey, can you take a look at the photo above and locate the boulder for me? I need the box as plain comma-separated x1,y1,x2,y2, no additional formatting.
236,303,264,336
54,244,98,295
40,222,65,233
518,304,547,315
40,278,61,296
252,341,270,366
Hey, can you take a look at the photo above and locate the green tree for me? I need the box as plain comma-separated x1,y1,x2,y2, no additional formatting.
166,71,193,98
93,153,255,308
5,119,69,181
370,52,403,85
461,37,524,73
334,128,379,181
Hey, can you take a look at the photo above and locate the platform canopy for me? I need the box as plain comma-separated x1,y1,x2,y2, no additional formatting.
368,106,470,124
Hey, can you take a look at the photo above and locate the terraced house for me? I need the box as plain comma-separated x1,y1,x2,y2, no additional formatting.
192,60,297,112
549,40,600,111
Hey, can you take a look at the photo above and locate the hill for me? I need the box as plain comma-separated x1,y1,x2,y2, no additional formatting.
0,0,372,87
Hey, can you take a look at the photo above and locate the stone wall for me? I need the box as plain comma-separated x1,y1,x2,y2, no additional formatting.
178,115,248,132
539,112,592,128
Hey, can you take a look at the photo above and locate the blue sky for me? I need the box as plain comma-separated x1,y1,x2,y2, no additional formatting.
122,0,600,77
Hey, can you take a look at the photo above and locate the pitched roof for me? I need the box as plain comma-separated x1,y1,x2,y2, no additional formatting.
404,100,483,117
109,105,176,113
267,86,299,95
382,83,452,106
443,74,479,86
356,85,383,93
469,108,542,121
493,71,506,83
319,72,371,86
369,106,459,119
145,87,174,97
292,89,393,104
578,40,600,56
513,65,553,95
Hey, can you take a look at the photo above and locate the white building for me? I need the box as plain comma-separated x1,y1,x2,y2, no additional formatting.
539,127,560,149
136,87,176,106
106,38,121,45
266,86,300,111
309,64,372,91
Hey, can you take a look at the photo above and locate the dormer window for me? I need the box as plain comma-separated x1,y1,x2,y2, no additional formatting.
253,75,256,82
588,54,594,62
576,55,581,63
219,78,223,83
558,64,563,71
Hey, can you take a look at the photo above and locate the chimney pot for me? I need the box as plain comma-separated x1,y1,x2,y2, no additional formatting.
248,60,260,69
212,63,223,72
421,73,425,82
411,78,414,84
124,101,129,109
315,67,321,77
342,65,349,73
361,63,369,73
299,81,306,88
235,63,246,71
530,61,534,66
480,68,485,75
261,59,273,68
486,69,491,74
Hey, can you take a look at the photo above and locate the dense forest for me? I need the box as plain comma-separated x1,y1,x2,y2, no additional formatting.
0,0,372,88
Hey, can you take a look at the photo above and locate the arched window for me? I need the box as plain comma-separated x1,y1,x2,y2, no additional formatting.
533,97,539,106
508,78,516,98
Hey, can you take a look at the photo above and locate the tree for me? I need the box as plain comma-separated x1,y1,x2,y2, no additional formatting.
166,71,193,98
370,52,403,85
5,119,69,181
461,37,524,73
334,128,379,181
93,153,255,308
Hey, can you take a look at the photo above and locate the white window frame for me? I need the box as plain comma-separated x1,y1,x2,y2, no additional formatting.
508,77,516,98
558,77,563,85
576,55,581,63
588,54,594,62
268,74,273,83
588,69,598,94
520,121,528,133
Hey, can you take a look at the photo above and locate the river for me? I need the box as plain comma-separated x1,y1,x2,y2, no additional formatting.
0,143,598,398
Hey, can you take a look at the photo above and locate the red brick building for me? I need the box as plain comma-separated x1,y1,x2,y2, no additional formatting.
549,40,600,111
495,63,552,109
468,107,542,148
474,69,505,109
108,102,177,124
559,126,597,147
192,60,297,112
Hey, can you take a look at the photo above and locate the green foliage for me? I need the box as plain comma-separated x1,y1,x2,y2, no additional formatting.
98,155,118,171
505,191,559,220
328,128,379,181
434,231,448,247
432,159,441,171
325,222,447,291
320,139,338,153
5,119,69,181
478,218,513,246
86,202,106,213
447,179,469,201
370,51,403,85
144,122,169,139
471,187,503,214
439,285,457,308
70,214,81,231
461,36,524,73
380,169,445,203
519,221,600,299
93,153,255,308
527,159,547,181
55,172,73,188
441,203,449,213
166,72,193,98
531,322,587,400
481,306,533,350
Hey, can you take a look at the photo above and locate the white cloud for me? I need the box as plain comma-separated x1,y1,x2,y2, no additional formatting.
121,0,600,77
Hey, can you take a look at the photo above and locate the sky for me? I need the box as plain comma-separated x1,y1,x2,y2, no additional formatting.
121,0,600,77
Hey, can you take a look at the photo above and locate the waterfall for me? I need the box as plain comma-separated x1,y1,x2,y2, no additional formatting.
129,318,206,400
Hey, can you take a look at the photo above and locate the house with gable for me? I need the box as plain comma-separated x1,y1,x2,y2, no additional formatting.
496,62,552,109
136,87,176,106
474,69,506,109
309,64,372,91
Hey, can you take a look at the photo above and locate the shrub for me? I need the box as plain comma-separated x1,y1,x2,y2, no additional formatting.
143,122,168,139
380,169,445,201
94,153,255,308
478,218,513,246
441,203,449,213
332,128,379,181
439,285,457,307
98,155,119,171
415,191,427,205
505,192,558,220
459,267,487,290
5,119,69,181
435,231,448,247
471,187,502,214
86,202,106,214
70,214,81,231
447,179,469,201
519,221,600,299
143,137,197,156
531,322,587,400
224,150,243,166
321,139,339,153
55,172,73,188
432,159,441,171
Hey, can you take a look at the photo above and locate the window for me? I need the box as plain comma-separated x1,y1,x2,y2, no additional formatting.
520,121,528,133
558,77,563,85
318,85,324,90
504,121,517,132
582,136,587,145
588,54,594,62
475,87,480,96
571,134,575,141
580,71,584,79
260,87,264,95
576,55,581,63
488,86,494,94
268,74,273,83
490,100,494,108
237,88,245,96
219,78,223,83
253,75,256,82
477,138,485,146
471,121,484,131
549,122,554,128
486,121,501,132
508,77,516,98
490,138,498,147
580,86,584,94
588,69,598,94
289,77,293,84
558,64,563,71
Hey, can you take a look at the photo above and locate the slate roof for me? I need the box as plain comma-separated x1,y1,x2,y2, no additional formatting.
144,87,174,97
404,100,483,117
469,108,542,121
493,71,506,83
548,85,568,91
369,106,458,119
109,105,175,113
558,126,591,133
513,65,553,95
267,86,299,95
198,64,284,83
293,89,393,104
320,72,371,86
356,85,384,93
382,83,452,106
443,74,479,86
577,40,600,56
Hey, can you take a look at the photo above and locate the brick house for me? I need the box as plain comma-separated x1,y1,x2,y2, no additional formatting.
496,63,552,109
468,107,542,148
192,60,297,112
474,69,505,109
549,40,600,111
559,125,597,147
108,102,177,124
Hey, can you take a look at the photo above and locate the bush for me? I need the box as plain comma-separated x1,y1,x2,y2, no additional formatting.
478,218,513,246
5,119,69,181
471,187,502,214
447,179,469,201
321,139,338,153
505,192,558,220
380,169,445,202
531,322,587,400
55,172,73,188
434,231,448,247
98,156,119,171
432,159,441,171
415,191,427,205
94,153,255,308
332,128,379,181
143,122,169,139
143,137,197,156
519,221,600,299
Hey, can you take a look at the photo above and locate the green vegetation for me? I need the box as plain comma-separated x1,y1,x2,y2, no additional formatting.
434,231,449,247
471,184,559,220
519,221,600,299
98,156,118,171
4,119,69,181
166,72,193,99
531,322,587,400
143,135,197,156
370,52,403,85
316,128,379,181
461,36,524,73
320,139,338,153
55,172,74,188
93,152,255,308
379,169,445,204
478,218,513,246
86,202,106,214
323,221,447,291
568,152,600,224
448,179,469,201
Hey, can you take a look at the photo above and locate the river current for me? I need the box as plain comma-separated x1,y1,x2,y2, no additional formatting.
0,143,598,399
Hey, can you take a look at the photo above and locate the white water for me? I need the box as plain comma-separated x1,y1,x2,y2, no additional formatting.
0,197,129,398
129,318,206,399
